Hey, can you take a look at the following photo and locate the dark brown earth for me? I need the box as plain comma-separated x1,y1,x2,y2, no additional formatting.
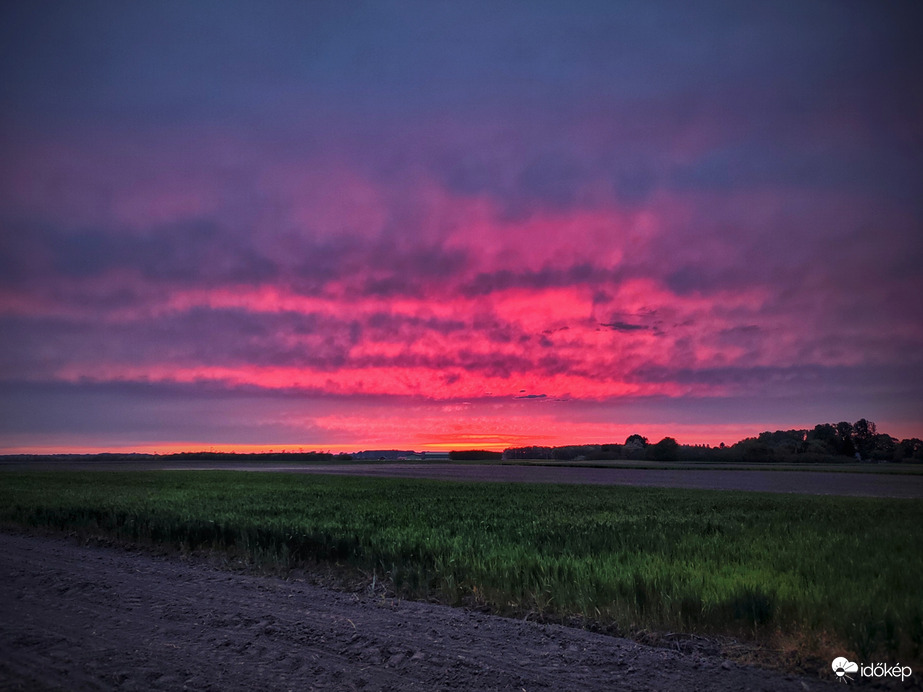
2,459,922,498
0,531,855,692
208,463,923,498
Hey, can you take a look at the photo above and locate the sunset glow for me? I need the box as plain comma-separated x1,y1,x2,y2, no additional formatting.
1,2,921,453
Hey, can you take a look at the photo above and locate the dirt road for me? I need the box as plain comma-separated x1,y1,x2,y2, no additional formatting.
0,531,844,691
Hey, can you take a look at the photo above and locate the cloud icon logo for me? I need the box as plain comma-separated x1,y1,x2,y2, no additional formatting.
832,657,859,682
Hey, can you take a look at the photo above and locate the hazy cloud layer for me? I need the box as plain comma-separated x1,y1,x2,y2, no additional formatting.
1,1,921,450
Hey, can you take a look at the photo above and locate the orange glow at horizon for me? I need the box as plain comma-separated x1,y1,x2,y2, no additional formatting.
0,425,746,456
6,410,921,456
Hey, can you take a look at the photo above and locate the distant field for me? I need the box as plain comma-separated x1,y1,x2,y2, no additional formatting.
1,470,920,666
498,459,923,475
3,458,921,497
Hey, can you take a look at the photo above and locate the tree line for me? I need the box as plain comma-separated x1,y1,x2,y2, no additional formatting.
501,419,923,463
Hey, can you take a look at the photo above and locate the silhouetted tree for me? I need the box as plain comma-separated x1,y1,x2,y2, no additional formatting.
731,437,775,462
648,437,679,461
896,438,923,462
835,422,856,456
852,418,877,459
808,424,837,455
502,446,554,460
757,429,808,456
868,434,896,461
623,434,649,459
449,450,502,461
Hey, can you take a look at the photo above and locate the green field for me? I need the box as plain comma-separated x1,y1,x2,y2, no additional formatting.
1,471,920,665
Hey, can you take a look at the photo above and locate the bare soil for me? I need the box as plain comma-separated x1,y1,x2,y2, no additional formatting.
0,531,856,692
230,463,923,498
4,459,920,498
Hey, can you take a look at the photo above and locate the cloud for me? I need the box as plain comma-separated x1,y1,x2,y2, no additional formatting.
601,322,648,332
0,2,921,450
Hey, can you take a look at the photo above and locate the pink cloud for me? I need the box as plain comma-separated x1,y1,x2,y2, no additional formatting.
1,116,920,451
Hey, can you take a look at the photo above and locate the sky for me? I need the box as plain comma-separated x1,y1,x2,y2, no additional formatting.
1,1,922,453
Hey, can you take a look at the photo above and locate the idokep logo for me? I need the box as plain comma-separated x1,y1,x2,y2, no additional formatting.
832,656,913,683
831,657,858,682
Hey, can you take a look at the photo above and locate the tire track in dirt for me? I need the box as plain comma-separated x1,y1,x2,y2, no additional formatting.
0,531,847,691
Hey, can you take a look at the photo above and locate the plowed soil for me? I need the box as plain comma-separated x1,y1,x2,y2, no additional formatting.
0,531,847,691
4,459,920,498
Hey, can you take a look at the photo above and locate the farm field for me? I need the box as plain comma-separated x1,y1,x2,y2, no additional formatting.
3,458,922,497
244,463,923,498
0,531,845,691
1,470,920,670
501,459,923,475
